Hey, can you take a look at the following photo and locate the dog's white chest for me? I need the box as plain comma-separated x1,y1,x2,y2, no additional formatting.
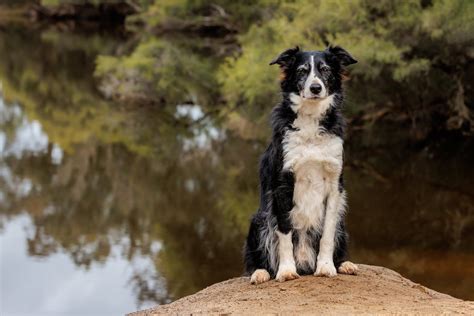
282,111,343,232
282,114,343,177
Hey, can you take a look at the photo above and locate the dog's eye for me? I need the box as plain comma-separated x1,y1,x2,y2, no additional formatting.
319,64,330,73
297,67,308,75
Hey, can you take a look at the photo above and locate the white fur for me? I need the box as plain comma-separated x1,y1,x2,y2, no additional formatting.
289,93,334,119
250,269,271,284
302,55,327,99
283,93,345,274
315,259,337,277
318,190,345,267
338,261,358,275
294,231,316,271
275,231,299,282
259,209,279,273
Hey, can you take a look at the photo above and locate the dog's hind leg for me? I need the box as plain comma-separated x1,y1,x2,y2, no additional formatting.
245,213,273,284
338,261,358,275
250,269,271,284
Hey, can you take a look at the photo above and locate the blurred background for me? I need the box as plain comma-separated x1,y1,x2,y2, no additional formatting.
0,0,473,315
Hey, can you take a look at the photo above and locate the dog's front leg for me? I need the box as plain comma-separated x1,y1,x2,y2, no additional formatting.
273,171,299,282
275,230,299,282
315,183,343,277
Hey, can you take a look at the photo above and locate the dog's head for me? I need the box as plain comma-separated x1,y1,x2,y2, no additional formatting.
270,46,357,99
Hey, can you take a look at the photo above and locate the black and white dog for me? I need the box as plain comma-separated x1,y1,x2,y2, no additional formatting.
244,46,358,284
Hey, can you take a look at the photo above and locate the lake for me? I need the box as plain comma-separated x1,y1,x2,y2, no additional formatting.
0,23,473,316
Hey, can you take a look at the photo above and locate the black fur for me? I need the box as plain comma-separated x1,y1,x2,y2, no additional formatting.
244,46,356,277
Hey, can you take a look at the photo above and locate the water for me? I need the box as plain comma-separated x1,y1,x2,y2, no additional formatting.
0,24,473,315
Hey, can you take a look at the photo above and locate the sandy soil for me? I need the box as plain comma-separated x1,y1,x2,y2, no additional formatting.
130,264,474,315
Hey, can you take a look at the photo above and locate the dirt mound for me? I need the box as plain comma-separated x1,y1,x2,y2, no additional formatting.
130,264,474,315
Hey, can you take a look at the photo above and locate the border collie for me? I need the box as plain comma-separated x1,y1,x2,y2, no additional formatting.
244,46,358,284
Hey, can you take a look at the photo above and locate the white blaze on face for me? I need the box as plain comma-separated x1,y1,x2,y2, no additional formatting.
303,55,327,99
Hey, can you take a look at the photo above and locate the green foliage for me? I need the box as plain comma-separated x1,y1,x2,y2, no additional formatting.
40,0,121,6
218,0,473,131
95,35,220,106
88,0,474,134
0,26,152,155
142,0,262,30
28,0,472,133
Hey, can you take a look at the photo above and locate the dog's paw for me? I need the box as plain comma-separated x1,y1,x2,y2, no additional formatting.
250,269,271,285
275,268,300,282
315,260,337,277
338,261,358,275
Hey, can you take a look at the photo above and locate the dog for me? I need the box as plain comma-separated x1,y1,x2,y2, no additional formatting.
244,46,358,284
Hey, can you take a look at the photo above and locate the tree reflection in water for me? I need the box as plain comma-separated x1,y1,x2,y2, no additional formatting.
0,94,261,306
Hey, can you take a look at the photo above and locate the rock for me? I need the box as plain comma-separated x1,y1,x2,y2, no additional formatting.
129,264,474,315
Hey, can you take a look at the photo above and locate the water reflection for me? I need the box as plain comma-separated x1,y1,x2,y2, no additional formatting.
344,126,474,299
1,215,161,315
174,104,223,150
0,23,260,310
0,99,45,206
0,90,260,312
0,23,473,316
0,100,50,159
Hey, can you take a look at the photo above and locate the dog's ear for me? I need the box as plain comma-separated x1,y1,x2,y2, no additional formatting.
327,45,357,66
269,46,300,68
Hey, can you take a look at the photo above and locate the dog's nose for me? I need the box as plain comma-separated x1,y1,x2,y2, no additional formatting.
310,83,322,94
